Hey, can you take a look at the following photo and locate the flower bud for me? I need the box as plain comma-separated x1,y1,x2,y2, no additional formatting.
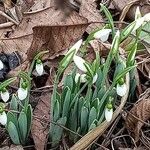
0,88,9,102
67,39,83,55
73,55,87,72
93,29,111,42
36,59,44,76
0,60,4,70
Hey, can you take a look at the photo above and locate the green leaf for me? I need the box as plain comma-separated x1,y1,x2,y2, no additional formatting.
120,21,136,42
80,106,88,134
0,77,17,90
50,117,67,146
53,99,60,122
64,74,74,91
62,87,71,117
10,94,18,111
7,112,18,129
139,22,150,47
7,121,20,145
78,97,85,123
88,107,97,128
100,4,115,37
88,119,97,131
26,104,32,138
18,111,27,144
114,65,136,83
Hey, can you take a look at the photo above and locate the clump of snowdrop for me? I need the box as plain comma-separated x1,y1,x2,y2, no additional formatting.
93,29,111,42
116,78,127,97
0,60,4,70
17,81,28,100
105,97,113,122
0,87,9,102
0,103,7,126
35,59,44,76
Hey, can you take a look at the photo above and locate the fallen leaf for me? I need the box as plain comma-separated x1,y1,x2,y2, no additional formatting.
79,0,104,33
125,88,150,141
27,22,88,60
31,93,51,150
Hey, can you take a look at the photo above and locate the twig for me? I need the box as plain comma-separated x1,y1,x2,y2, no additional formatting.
0,10,19,25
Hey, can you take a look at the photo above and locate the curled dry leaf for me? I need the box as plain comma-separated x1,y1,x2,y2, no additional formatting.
125,88,150,141
31,93,51,150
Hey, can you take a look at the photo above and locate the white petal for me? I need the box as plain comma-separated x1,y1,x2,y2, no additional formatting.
105,108,113,122
1,91,9,102
0,112,7,125
93,29,111,42
80,74,87,83
92,73,98,84
0,60,4,70
36,63,44,76
116,83,127,97
75,73,81,83
17,88,28,100
143,13,150,22
73,55,87,72
68,39,83,54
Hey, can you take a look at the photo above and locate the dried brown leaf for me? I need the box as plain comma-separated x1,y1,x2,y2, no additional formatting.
31,93,50,150
27,22,88,60
79,0,104,33
125,88,150,141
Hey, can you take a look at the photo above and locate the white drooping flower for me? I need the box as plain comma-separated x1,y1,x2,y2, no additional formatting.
17,86,28,101
105,107,113,122
93,29,111,42
0,60,4,70
67,39,83,55
116,83,127,97
0,111,7,126
1,89,9,102
36,59,44,76
73,55,87,72
92,73,98,84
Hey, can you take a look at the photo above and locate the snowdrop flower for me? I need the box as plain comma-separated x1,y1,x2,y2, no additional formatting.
73,55,87,72
116,78,127,97
17,82,28,100
67,39,83,55
75,73,87,83
0,103,7,126
135,6,141,20
0,88,9,102
0,60,4,70
36,59,44,76
93,29,111,42
0,111,7,126
105,100,113,122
